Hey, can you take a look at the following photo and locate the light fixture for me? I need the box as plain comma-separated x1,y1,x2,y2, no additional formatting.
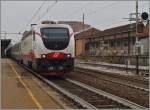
41,54,46,58
66,54,71,58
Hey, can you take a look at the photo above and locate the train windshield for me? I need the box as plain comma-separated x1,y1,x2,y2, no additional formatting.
41,28,69,50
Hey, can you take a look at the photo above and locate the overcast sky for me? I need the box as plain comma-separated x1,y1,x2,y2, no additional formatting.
1,0,149,44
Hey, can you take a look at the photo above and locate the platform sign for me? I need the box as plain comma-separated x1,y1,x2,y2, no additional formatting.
134,42,143,55
140,45,143,55
135,41,141,47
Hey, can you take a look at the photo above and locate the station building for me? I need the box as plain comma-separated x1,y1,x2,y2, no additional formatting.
75,22,149,56
74,22,149,65
74,27,102,56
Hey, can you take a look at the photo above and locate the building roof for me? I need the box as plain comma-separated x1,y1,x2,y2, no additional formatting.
58,21,91,32
74,27,93,34
1,39,11,50
74,22,150,40
95,23,136,37
75,27,102,39
58,21,89,25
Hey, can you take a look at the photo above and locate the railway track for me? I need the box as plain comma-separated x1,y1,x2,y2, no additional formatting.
66,67,149,107
18,62,147,109
75,67,149,91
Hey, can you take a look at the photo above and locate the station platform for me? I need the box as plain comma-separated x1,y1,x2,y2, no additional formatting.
75,60,149,77
1,59,68,109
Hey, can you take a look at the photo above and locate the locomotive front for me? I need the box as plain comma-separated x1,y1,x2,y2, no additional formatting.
33,22,75,76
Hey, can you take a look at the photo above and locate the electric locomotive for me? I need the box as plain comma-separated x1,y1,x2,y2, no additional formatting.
20,21,75,76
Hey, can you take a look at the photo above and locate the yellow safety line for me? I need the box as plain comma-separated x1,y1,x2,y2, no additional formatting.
9,62,43,110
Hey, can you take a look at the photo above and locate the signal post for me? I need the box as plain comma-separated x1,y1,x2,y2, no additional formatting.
125,0,148,74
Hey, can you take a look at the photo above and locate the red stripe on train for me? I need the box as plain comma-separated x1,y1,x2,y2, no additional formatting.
21,52,35,60
70,32,74,37
35,32,41,37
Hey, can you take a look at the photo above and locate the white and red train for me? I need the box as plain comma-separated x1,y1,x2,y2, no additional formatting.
9,21,75,76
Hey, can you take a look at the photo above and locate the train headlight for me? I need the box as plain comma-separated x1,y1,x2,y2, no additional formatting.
41,54,46,58
66,54,71,58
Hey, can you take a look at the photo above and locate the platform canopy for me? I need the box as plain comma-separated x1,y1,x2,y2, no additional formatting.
1,39,11,57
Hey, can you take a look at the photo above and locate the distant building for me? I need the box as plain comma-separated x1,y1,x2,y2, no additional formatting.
75,22,149,56
74,27,102,56
58,21,91,32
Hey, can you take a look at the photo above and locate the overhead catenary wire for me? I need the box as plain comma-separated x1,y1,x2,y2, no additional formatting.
0,32,22,34
86,1,120,16
5,1,140,38
35,0,58,24
4,0,57,40
63,1,92,20
86,1,127,30
138,1,149,15
0,32,22,40
62,1,121,28
17,1,121,34
19,1,46,33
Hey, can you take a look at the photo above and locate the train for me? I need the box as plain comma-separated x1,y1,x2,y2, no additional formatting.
8,21,75,76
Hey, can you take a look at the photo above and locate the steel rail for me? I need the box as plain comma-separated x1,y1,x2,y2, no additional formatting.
66,78,147,109
17,62,147,109
31,78,69,109
75,68,149,92
21,65,97,109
